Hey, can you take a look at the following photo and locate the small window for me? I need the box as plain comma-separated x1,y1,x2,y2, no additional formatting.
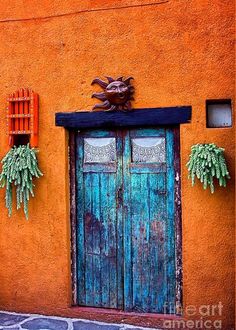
84,138,116,163
131,137,166,163
206,100,232,128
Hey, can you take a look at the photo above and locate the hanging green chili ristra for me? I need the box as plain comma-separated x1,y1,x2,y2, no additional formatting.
0,144,43,219
186,143,230,193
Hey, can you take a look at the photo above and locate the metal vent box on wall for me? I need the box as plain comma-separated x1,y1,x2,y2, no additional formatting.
206,100,232,128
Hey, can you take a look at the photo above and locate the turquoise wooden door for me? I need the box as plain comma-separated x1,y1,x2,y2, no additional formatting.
76,127,176,313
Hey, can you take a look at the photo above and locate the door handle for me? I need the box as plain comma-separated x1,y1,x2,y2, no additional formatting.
117,187,123,205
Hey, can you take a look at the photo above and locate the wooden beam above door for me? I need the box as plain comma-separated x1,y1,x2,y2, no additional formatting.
55,107,192,129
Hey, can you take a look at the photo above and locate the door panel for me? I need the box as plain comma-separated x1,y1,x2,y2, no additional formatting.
76,127,176,313
123,128,175,313
76,130,123,309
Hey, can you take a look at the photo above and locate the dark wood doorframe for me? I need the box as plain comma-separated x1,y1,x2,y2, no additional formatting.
69,129,78,306
68,125,183,313
173,127,183,311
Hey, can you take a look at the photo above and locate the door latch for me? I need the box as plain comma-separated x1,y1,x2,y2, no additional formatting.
117,186,123,205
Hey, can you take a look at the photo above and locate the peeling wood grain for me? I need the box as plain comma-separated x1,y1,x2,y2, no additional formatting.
69,126,183,314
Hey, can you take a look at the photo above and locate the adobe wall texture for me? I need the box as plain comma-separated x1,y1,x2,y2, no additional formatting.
0,0,234,329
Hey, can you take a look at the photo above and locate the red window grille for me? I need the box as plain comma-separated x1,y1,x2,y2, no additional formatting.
7,88,39,147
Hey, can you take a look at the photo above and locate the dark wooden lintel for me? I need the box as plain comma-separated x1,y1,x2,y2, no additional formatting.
55,107,191,129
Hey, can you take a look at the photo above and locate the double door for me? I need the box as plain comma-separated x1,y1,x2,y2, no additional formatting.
75,127,177,313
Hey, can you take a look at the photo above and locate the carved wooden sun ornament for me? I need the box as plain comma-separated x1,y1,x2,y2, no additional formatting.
91,76,134,111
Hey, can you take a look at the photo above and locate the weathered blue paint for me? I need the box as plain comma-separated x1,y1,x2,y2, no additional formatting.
166,129,176,311
76,128,176,313
76,130,123,308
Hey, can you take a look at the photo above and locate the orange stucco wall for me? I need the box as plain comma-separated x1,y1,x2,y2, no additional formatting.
0,1,235,329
